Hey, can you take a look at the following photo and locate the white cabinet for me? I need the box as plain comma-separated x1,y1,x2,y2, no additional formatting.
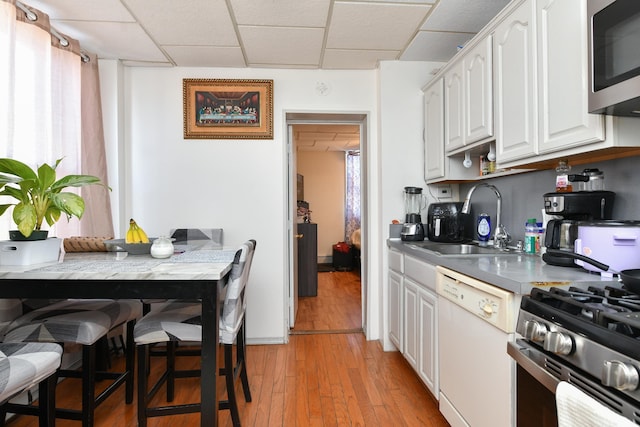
388,269,403,350
494,0,605,165
444,62,465,152
444,36,494,154
464,36,494,145
403,279,419,369
424,78,445,181
493,0,537,163
417,283,437,394
388,249,403,351
403,255,439,398
536,0,604,154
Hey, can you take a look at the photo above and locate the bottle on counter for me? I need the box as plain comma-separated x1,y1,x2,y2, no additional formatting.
536,222,545,255
524,219,538,254
477,213,491,246
555,160,572,192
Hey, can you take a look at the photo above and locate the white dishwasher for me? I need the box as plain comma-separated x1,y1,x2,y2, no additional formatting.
436,266,520,427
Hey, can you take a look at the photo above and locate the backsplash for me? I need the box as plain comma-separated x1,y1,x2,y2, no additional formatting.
453,155,640,243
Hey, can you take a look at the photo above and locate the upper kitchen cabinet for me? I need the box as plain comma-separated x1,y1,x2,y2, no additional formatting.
424,78,479,183
536,0,604,154
493,0,537,163
494,0,606,166
444,36,494,154
424,78,446,180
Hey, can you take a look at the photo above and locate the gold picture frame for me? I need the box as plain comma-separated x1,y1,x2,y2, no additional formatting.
183,79,273,139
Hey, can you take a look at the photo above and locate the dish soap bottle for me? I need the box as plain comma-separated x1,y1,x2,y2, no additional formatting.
555,160,572,192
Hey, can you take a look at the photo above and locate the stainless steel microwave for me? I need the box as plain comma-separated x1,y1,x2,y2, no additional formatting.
588,0,640,116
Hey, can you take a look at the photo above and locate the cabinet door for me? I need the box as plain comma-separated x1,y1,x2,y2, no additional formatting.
418,288,438,398
536,0,604,153
388,269,403,350
444,62,465,153
494,0,537,163
464,36,494,144
403,279,419,369
424,79,445,180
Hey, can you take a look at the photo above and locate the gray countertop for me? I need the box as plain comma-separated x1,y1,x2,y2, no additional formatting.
388,239,619,295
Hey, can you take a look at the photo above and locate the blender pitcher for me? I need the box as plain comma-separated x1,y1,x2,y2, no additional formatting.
401,186,426,241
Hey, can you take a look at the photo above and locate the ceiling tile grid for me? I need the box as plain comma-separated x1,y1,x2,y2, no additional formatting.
22,0,511,69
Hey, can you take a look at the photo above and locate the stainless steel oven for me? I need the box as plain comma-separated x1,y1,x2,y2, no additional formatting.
588,0,640,115
508,285,640,426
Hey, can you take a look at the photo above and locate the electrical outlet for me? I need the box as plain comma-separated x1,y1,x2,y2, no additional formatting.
436,185,453,199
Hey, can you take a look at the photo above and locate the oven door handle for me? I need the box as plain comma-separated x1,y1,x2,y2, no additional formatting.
507,340,560,394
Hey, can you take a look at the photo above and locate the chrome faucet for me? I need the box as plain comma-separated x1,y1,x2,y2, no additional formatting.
461,183,511,249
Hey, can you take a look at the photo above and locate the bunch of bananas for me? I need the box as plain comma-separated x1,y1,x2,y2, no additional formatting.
125,218,150,244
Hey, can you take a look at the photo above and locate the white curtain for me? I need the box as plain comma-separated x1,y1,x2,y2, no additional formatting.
345,151,361,243
0,0,112,240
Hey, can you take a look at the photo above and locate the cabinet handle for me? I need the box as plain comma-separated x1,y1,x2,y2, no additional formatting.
296,234,304,239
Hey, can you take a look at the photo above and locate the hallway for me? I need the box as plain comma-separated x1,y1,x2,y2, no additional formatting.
293,269,362,333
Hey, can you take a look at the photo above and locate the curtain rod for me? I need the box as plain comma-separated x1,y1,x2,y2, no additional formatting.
15,1,90,63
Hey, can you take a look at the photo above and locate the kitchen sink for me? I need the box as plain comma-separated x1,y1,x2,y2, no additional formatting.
407,240,522,256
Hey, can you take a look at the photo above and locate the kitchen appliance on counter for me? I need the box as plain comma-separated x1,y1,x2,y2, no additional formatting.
401,186,426,241
426,202,472,243
588,0,640,116
542,191,615,267
508,284,640,426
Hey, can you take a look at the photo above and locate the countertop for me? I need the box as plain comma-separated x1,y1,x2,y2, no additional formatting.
388,239,618,295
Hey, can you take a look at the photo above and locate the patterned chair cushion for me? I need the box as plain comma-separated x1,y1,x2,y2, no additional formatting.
0,342,62,403
134,240,255,346
4,299,142,346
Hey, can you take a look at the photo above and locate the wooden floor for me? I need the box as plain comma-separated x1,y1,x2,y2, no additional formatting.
294,270,363,332
8,270,449,427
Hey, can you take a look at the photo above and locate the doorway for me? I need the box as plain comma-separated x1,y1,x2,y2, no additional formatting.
285,112,368,337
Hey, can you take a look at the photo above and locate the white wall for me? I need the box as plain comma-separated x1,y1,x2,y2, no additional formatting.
99,65,377,343
377,61,444,350
297,151,345,261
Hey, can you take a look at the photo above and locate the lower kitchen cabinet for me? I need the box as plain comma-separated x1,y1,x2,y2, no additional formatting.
389,250,439,399
388,248,404,350
389,269,403,350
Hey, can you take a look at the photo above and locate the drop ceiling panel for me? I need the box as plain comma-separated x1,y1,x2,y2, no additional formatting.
326,2,432,50
401,31,474,62
22,0,511,69
240,26,324,66
52,21,167,62
163,46,246,67
25,0,134,21
124,0,237,46
230,0,330,27
421,0,510,32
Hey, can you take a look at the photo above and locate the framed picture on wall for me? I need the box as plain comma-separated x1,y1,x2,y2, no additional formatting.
183,79,273,139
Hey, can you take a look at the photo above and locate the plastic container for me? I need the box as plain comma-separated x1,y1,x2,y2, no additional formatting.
0,238,61,266
524,219,538,254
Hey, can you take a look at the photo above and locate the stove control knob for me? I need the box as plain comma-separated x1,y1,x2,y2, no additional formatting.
602,361,639,391
523,320,547,342
543,331,573,355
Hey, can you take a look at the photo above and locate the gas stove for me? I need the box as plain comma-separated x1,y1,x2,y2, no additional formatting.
511,284,640,424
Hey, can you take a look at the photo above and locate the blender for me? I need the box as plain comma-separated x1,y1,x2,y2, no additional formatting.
401,186,426,241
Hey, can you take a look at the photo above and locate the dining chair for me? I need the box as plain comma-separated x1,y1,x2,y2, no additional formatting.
0,342,62,426
134,239,256,427
2,299,141,427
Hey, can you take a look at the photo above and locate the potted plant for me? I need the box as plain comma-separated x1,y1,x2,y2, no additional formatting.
0,158,107,241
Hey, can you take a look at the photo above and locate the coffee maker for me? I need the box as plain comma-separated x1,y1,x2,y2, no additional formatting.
542,191,615,266
401,186,426,241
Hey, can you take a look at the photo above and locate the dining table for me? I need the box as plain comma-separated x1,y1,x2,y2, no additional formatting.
0,240,235,427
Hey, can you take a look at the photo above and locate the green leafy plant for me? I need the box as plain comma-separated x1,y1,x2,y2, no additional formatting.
0,158,107,238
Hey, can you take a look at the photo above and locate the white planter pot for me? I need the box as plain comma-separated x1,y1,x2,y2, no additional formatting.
0,238,62,266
